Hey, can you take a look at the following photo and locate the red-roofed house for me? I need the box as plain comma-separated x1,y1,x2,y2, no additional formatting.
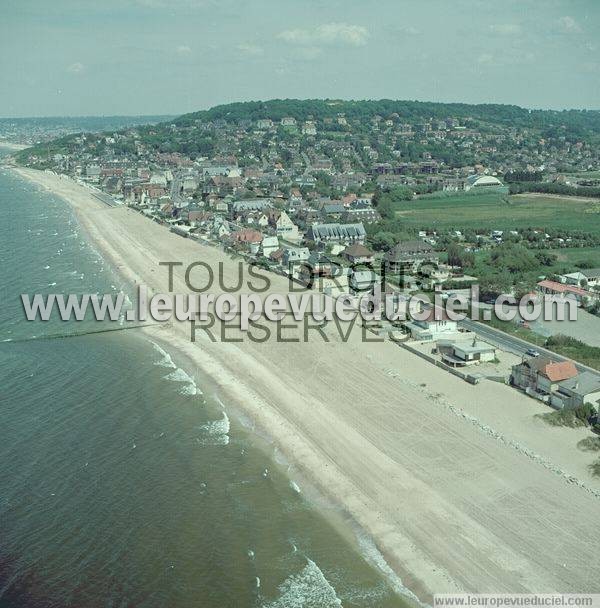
537,280,596,306
229,229,263,254
511,356,579,396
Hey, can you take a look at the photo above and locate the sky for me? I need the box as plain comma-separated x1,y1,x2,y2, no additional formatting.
1,0,599,117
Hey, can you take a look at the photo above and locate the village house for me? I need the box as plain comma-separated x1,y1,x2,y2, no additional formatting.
560,271,588,287
321,203,346,220
209,174,245,195
350,270,380,293
418,263,452,289
269,248,285,265
306,223,367,245
437,339,496,367
385,241,438,274
201,165,241,178
342,243,375,265
321,269,351,297
403,307,461,342
510,358,578,396
243,211,269,228
298,253,337,284
149,173,167,187
232,199,270,213
550,372,600,411
85,164,101,182
511,358,600,411
537,279,596,307
188,210,213,227
282,246,310,268
268,210,300,242
302,121,317,136
256,118,274,130
228,228,263,254
582,268,600,288
260,235,279,257
342,204,381,224
212,217,231,239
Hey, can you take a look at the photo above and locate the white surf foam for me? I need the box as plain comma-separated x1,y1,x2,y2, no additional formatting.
197,412,230,446
150,341,177,369
179,383,199,396
164,367,194,383
164,367,202,397
262,558,342,608
355,532,425,606
152,342,203,397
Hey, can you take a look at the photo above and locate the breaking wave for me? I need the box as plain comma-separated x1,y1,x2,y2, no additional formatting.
262,558,342,608
151,341,176,369
197,412,230,446
152,345,203,397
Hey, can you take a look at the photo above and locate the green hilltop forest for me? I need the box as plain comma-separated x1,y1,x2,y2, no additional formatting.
176,98,600,134
16,98,600,165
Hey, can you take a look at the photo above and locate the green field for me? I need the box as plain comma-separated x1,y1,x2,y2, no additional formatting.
549,247,600,268
394,192,600,232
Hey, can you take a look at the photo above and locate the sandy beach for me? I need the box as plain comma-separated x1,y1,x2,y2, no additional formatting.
0,142,28,151
12,167,600,602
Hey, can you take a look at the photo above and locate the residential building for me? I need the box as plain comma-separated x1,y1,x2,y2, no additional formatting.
350,270,380,292
342,243,375,265
437,339,496,366
537,280,596,306
551,372,600,410
510,358,578,395
403,307,460,341
261,236,279,257
385,241,438,274
306,223,366,245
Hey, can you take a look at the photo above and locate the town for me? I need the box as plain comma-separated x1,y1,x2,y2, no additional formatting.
11,99,600,424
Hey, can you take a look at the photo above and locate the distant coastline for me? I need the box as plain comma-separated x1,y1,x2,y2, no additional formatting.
0,141,27,151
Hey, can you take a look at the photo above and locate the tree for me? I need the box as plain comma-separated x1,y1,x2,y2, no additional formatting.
376,196,395,220
370,231,397,251
447,243,474,268
447,243,463,267
534,251,558,267
490,243,537,274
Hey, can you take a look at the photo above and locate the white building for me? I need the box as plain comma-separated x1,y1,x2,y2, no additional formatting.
261,236,279,257
438,339,496,366
403,307,460,341
464,174,506,191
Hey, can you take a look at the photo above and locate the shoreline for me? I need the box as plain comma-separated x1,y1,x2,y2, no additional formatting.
143,328,424,605
13,166,428,604
0,142,28,151
11,166,600,600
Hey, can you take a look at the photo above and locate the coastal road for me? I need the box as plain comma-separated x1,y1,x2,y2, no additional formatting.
460,318,599,377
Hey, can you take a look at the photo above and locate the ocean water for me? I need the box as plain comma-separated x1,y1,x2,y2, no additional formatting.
0,154,410,607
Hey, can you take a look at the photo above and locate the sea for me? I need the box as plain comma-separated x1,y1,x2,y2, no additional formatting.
0,148,411,608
